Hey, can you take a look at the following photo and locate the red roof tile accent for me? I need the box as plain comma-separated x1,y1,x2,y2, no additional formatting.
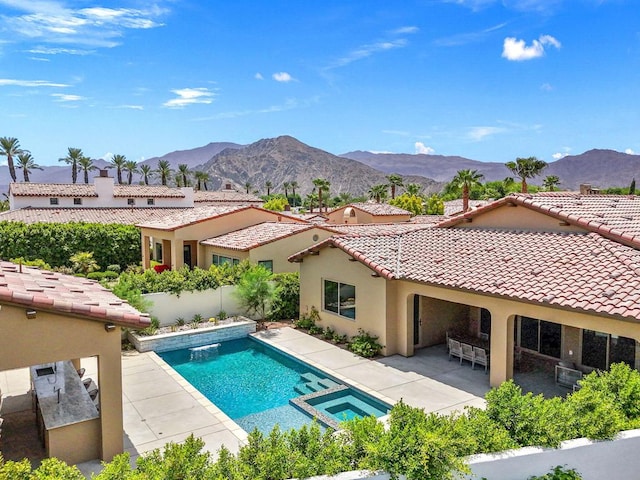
290,228,640,322
0,207,189,225
201,222,320,250
10,183,97,197
0,261,149,328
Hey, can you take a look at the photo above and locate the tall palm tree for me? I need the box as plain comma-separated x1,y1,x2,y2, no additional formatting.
451,169,484,212
305,192,319,213
139,164,154,185
124,160,139,185
0,137,24,183
312,178,331,212
283,181,290,198
58,147,83,184
405,183,422,196
16,152,42,182
177,164,191,187
173,172,183,187
244,181,252,194
386,173,404,199
194,171,210,191
290,180,299,207
78,156,97,184
368,183,388,203
157,159,172,186
109,154,127,184
505,157,548,193
543,175,561,192
265,181,273,196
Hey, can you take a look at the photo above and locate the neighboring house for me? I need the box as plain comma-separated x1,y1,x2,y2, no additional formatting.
443,199,491,217
0,261,149,464
137,205,308,270
291,192,640,388
194,184,263,206
0,207,189,225
200,222,335,273
325,203,412,225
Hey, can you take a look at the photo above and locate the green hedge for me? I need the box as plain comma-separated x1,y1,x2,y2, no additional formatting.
0,221,141,270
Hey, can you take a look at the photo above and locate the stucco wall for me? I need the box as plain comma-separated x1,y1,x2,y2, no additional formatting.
419,297,471,347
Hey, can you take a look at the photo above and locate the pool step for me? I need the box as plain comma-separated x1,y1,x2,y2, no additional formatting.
295,373,340,394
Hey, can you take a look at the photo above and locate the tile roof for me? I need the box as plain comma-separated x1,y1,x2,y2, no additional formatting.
337,203,413,216
113,185,185,198
194,190,263,203
201,222,319,250
438,193,640,249
0,261,150,328
137,205,251,230
291,228,640,322
327,223,431,236
10,183,97,197
443,199,491,216
412,215,450,225
0,207,189,225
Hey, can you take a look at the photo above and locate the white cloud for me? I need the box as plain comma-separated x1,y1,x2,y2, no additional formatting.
552,152,568,160
326,39,408,70
0,78,69,87
502,34,561,61
467,126,506,141
111,104,144,110
255,72,264,80
391,26,419,35
28,46,94,55
193,96,320,121
272,72,293,82
51,93,84,101
163,87,216,108
540,83,553,91
415,142,435,154
625,148,636,155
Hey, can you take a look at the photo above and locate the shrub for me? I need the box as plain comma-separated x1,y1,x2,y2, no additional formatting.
332,333,348,344
233,265,279,323
139,317,160,336
192,313,204,324
217,310,227,321
87,271,119,281
528,465,583,480
175,317,185,326
308,325,323,335
267,273,299,321
295,306,320,330
348,329,383,358
322,327,335,340
70,251,100,275
106,264,121,273
9,257,51,270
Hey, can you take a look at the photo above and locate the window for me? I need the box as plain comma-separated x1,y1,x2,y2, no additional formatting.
480,308,491,337
49,197,59,205
258,260,273,273
127,198,135,205
518,316,561,358
582,330,635,370
73,198,82,205
147,198,155,205
212,254,240,266
323,280,356,319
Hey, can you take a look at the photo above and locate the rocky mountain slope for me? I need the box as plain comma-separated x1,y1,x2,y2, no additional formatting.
141,141,243,170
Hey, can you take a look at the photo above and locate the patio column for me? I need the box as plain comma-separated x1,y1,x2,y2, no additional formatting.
171,239,183,270
141,235,151,270
97,340,124,461
489,311,515,387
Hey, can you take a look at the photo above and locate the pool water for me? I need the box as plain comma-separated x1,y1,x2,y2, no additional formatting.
159,337,390,434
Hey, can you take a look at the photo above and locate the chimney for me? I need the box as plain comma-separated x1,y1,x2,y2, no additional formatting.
94,170,114,199
579,184,599,195
99,169,109,178
225,183,233,191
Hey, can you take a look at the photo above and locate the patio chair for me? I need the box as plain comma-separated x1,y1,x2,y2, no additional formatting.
472,346,488,373
448,339,462,361
76,367,86,379
460,343,474,366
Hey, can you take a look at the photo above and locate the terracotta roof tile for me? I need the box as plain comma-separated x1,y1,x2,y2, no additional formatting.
201,222,318,250
0,261,149,328
113,185,185,198
10,183,97,197
443,199,492,216
194,190,263,204
335,203,413,216
328,223,431,236
0,207,189,225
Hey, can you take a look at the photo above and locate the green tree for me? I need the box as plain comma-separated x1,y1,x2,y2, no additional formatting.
265,180,273,196
109,154,127,184
157,159,172,186
283,181,290,198
0,136,23,183
58,147,83,184
233,265,279,324
70,251,100,275
139,164,154,185
368,183,388,203
389,193,422,215
78,156,97,184
194,171,210,190
268,273,299,320
425,194,445,214
177,163,191,187
629,178,636,195
16,152,42,182
312,178,331,212
263,196,289,211
405,183,422,196
244,180,252,194
304,192,319,212
386,173,404,199
451,169,484,212
505,156,548,193
124,160,139,185
543,175,561,192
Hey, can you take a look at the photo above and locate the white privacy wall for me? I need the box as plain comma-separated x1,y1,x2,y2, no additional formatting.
142,286,247,326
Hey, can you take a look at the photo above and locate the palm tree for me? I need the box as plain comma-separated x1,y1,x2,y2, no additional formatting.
173,172,183,187
543,175,561,192
78,156,97,184
290,180,299,207
16,152,42,182
265,181,273,196
109,154,127,184
505,157,548,193
157,159,172,186
177,164,191,187
312,178,331,212
305,192,319,213
244,181,252,194
451,169,484,212
194,171,210,191
124,160,139,185
283,181,290,198
58,147,83,184
0,137,24,183
139,164,154,185
405,183,422,196
386,173,404,199
368,183,388,203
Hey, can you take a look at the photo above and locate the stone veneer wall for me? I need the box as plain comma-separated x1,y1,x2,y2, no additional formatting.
128,319,256,353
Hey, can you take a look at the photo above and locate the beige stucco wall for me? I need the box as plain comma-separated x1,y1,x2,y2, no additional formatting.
419,297,472,347
298,247,389,353
0,304,124,463
455,204,586,233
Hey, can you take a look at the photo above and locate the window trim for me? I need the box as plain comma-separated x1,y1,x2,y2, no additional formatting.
73,197,82,205
127,198,135,205
212,254,240,266
147,198,155,205
323,279,356,320
49,197,59,205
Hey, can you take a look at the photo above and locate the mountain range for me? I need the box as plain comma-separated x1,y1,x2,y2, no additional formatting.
1,136,639,195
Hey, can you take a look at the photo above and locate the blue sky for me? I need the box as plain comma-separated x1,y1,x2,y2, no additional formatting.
0,0,638,166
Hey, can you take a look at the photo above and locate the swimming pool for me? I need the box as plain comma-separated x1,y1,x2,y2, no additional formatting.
159,337,390,433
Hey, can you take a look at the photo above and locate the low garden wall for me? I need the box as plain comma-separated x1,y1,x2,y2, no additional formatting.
128,318,256,353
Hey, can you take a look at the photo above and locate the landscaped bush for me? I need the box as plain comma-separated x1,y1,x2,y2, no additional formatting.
294,306,320,330
9,257,52,270
267,272,299,321
0,221,140,270
528,465,583,480
348,329,383,358
87,271,119,281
